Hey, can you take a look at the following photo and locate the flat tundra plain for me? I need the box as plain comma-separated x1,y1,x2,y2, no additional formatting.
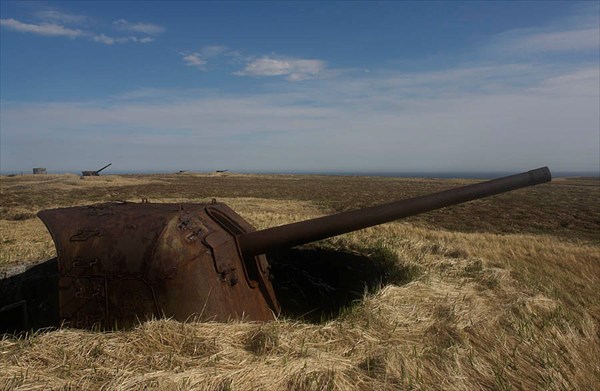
1,173,599,390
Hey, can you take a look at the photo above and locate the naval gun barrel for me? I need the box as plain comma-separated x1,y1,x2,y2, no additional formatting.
238,167,551,257
95,163,112,174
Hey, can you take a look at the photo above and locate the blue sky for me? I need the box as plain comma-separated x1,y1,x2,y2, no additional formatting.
1,1,598,174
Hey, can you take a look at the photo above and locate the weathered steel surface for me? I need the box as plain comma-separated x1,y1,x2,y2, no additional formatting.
238,167,551,257
38,202,279,329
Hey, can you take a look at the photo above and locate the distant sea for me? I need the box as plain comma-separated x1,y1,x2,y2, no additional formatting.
1,169,598,179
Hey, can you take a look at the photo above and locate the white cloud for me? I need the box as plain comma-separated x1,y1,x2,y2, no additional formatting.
117,36,154,44
486,7,599,56
35,10,87,24
178,46,242,70
113,19,165,35
93,33,114,45
236,57,327,81
531,67,600,97
181,53,207,69
495,27,600,53
92,34,155,45
1,16,160,45
521,28,599,52
0,18,82,37
200,45,229,58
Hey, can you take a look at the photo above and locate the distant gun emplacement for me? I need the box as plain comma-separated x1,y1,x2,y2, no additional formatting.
81,163,112,177
1,167,551,332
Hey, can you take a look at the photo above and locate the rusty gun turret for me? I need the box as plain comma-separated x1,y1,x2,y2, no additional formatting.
21,167,551,330
82,163,112,176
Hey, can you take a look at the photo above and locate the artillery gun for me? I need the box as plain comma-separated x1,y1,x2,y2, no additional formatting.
1,167,551,332
81,163,112,177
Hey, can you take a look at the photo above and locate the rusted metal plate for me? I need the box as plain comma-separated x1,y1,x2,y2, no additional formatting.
38,202,279,329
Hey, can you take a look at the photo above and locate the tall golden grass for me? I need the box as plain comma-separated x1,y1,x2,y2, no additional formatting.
1,174,598,390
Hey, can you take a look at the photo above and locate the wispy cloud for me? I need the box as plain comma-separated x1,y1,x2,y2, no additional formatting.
113,19,165,36
493,27,600,54
200,45,230,58
235,57,328,81
93,34,155,45
486,7,599,56
35,10,87,24
178,46,241,70
0,11,163,45
179,47,335,82
92,33,115,45
138,37,154,44
181,52,207,69
517,28,599,52
0,18,82,37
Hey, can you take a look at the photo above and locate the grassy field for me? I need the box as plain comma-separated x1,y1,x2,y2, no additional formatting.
1,173,599,390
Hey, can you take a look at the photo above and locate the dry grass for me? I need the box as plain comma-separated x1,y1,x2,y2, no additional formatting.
1,174,599,390
1,173,598,242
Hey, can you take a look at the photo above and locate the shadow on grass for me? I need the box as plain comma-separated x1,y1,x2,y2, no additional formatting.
1,247,420,332
267,246,420,323
0,258,59,334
